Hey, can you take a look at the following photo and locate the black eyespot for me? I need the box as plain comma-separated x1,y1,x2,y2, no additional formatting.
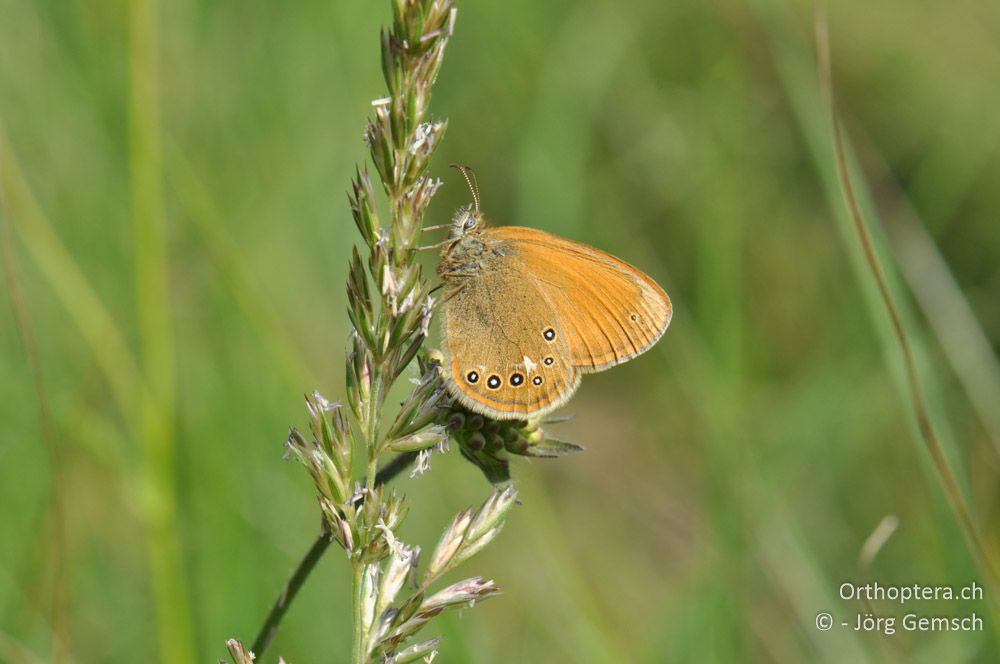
543,328,556,341
543,357,554,366
486,375,501,389
532,376,543,385
510,373,524,386
466,371,479,384
630,314,638,321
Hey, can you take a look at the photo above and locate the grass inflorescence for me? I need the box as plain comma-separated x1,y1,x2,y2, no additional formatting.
225,2,543,661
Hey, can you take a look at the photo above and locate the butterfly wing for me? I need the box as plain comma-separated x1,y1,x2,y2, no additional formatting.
493,226,671,372
442,264,581,420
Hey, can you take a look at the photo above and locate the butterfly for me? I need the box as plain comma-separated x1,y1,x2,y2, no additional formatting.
435,166,671,420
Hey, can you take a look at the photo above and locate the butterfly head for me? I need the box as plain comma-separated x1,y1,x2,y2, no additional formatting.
439,165,494,280
448,163,486,241
449,204,485,240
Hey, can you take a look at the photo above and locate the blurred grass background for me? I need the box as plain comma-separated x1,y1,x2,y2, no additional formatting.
2,0,999,661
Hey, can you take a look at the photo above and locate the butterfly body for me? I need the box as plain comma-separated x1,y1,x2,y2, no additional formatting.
438,204,671,421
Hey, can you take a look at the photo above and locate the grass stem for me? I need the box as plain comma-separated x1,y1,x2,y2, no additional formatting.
249,452,418,659
814,0,1000,611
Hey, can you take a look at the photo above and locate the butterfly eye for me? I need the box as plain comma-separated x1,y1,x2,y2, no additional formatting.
463,216,477,230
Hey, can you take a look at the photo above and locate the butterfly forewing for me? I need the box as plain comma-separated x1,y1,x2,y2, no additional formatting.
493,226,671,372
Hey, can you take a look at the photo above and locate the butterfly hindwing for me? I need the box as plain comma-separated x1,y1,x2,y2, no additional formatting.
442,265,580,420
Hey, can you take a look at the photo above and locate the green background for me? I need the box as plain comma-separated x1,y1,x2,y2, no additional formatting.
2,0,999,661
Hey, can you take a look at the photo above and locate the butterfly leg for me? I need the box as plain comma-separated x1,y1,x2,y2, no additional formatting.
416,239,453,251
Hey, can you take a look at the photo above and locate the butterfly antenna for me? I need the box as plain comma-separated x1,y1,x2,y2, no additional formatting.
450,163,480,212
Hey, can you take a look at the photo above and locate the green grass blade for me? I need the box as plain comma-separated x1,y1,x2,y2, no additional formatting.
0,124,142,423
127,0,196,659
164,141,317,390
